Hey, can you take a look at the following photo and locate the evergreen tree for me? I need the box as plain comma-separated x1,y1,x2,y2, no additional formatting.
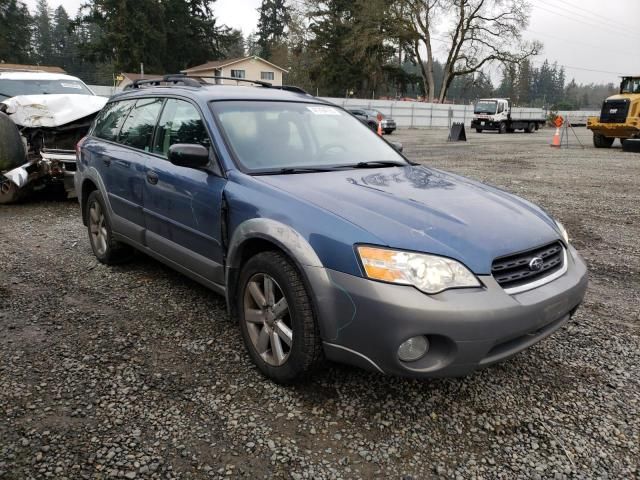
33,0,53,64
51,6,71,67
516,59,531,105
0,0,33,63
256,0,290,60
222,29,245,58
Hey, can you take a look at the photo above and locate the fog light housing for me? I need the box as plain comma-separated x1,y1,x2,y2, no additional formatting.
398,336,429,362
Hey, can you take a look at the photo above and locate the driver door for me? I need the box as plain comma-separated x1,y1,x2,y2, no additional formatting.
142,98,227,286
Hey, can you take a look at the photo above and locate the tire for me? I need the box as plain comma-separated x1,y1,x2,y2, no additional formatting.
475,128,483,133
384,129,394,135
498,122,507,134
0,179,23,205
527,123,535,133
593,133,614,148
238,251,324,383
85,190,133,264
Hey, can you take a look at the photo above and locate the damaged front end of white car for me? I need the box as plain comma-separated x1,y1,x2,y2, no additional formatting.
0,94,107,204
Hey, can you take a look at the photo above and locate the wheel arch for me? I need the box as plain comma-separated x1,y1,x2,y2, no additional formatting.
80,178,98,225
225,219,323,320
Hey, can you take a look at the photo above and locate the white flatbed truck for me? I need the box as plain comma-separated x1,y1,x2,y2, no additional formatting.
471,98,546,134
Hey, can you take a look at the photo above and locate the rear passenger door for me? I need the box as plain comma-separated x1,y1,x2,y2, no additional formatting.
90,98,163,242
142,98,227,286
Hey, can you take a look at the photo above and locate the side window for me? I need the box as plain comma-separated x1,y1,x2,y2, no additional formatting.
152,99,210,157
230,69,246,79
497,103,504,113
93,100,136,141
118,98,164,150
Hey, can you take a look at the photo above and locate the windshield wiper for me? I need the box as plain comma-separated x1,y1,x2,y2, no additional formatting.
276,167,333,174
353,160,407,168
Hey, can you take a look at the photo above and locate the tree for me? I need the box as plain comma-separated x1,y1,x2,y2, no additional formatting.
399,0,541,102
33,0,53,64
51,6,71,66
0,0,33,64
256,0,290,60
222,29,245,58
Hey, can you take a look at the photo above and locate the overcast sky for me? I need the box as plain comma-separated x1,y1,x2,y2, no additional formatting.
23,0,640,85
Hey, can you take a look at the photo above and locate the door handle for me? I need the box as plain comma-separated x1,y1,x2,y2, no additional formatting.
146,171,159,185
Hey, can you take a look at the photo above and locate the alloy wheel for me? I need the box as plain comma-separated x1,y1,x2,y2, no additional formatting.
243,273,293,366
89,200,108,256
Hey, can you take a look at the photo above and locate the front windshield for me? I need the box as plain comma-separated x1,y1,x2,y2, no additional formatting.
620,78,640,94
0,79,93,100
474,101,497,114
211,101,407,173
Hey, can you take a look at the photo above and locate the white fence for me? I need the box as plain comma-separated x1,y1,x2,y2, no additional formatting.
321,97,598,128
88,85,598,127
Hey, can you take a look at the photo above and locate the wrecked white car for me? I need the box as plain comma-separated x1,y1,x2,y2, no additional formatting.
0,71,107,203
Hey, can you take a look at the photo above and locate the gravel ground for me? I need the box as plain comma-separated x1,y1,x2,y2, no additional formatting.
1,128,638,479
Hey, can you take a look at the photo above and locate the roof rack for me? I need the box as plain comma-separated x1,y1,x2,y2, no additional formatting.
125,74,201,89
123,74,310,95
194,76,274,87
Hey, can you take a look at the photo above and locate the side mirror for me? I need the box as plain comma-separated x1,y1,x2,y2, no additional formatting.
168,144,210,169
390,141,403,153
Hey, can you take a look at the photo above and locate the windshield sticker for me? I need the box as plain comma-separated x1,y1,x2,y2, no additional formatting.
60,83,83,89
307,106,341,116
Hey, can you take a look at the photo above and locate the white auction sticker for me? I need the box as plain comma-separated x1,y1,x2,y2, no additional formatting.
60,83,82,89
307,106,341,116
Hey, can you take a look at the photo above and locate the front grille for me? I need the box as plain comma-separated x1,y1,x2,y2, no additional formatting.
599,99,630,123
492,241,564,290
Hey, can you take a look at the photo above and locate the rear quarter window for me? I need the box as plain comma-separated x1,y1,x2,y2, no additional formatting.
117,98,164,151
93,100,136,141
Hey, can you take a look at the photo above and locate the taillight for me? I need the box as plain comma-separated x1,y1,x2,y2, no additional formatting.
76,136,87,159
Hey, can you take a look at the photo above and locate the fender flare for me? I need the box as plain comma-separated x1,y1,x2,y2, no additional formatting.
224,218,325,318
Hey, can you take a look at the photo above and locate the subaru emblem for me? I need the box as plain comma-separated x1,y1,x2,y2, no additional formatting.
529,257,544,271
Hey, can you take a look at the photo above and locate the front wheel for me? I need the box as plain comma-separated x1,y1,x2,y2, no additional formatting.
0,179,24,205
498,122,507,134
593,133,614,148
475,128,483,133
238,251,324,383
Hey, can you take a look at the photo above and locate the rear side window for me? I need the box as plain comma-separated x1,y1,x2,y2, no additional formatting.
118,98,164,151
152,99,210,157
93,100,136,141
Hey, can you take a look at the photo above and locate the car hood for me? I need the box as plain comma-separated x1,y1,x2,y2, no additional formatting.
257,165,562,274
1,94,108,128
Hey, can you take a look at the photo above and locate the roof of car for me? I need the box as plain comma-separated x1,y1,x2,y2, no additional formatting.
110,83,328,104
0,71,85,82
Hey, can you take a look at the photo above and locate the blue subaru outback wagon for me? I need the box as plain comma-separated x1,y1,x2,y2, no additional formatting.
75,76,588,383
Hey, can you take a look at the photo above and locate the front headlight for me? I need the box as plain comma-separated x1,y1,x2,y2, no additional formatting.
555,220,569,244
356,246,481,294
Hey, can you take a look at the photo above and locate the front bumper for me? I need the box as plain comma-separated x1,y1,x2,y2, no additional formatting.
40,149,77,196
471,119,499,130
306,245,588,377
586,117,640,139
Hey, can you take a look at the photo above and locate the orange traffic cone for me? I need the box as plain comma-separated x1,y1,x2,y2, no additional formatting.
550,127,561,147
377,121,383,136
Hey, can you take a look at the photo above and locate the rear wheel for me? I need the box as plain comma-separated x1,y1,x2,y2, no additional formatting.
238,251,323,383
85,190,133,264
527,123,536,133
593,133,614,148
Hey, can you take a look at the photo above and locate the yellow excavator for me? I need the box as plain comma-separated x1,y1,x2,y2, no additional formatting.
587,75,640,148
